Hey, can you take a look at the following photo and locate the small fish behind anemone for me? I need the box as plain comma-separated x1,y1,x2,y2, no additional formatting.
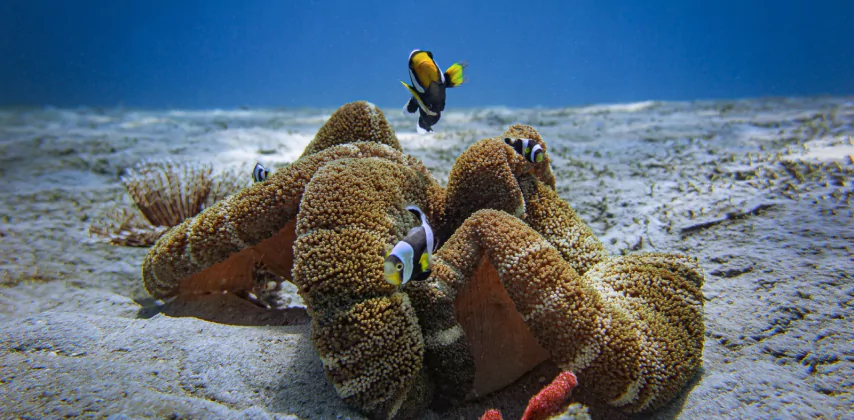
252,162,269,183
384,205,438,286
401,49,467,134
505,137,545,163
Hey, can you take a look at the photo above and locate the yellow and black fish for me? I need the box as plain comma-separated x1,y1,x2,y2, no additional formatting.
504,138,545,163
252,162,269,183
401,49,467,134
384,205,438,287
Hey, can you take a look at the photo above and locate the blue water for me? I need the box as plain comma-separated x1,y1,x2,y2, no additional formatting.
1,0,852,109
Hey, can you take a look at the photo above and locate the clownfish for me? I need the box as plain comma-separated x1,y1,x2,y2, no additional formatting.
252,163,269,183
401,49,467,134
504,138,545,163
384,205,438,287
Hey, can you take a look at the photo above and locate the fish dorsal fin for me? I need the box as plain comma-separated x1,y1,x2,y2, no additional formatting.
405,205,428,225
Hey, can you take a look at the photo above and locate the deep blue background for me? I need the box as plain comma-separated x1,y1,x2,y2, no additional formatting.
2,0,853,109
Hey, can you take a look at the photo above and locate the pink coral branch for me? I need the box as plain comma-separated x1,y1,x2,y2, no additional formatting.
479,408,504,420
478,371,578,420
521,371,578,420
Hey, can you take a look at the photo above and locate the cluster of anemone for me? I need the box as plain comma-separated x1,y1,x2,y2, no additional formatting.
89,159,247,247
138,101,705,420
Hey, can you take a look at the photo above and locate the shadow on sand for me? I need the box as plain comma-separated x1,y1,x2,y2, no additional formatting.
135,293,310,327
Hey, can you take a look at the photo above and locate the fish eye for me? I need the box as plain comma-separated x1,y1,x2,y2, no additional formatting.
396,263,404,271
534,151,544,163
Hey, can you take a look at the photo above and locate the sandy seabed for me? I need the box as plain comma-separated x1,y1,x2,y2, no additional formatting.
0,97,852,419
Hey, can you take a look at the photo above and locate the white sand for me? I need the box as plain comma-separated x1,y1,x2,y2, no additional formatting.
1,97,852,419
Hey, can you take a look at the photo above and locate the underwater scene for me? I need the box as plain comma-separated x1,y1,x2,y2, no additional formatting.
1,1,852,419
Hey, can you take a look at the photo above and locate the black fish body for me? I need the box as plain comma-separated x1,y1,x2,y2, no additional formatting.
401,49,467,134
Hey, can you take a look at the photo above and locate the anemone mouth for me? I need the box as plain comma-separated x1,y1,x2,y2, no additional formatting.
176,219,298,301
453,255,551,399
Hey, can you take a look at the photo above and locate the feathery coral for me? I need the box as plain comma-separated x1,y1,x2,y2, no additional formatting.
88,207,167,247
123,159,238,227
89,159,245,247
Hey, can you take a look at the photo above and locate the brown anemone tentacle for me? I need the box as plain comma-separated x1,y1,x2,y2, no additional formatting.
300,100,402,157
501,123,556,189
430,209,704,413
443,136,552,237
517,176,609,276
292,157,445,419
577,253,704,412
441,124,555,239
443,139,527,237
404,249,478,410
142,142,425,300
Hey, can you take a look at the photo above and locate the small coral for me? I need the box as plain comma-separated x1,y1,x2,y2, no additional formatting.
521,372,578,420
122,159,241,227
479,371,587,420
89,159,247,247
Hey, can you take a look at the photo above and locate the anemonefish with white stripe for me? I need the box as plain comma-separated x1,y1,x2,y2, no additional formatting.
252,163,269,183
384,205,438,287
401,49,467,134
504,138,545,163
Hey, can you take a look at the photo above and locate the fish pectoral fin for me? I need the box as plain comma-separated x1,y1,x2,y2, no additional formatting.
400,80,423,101
444,61,468,88
419,253,431,273
405,97,419,114
402,81,438,117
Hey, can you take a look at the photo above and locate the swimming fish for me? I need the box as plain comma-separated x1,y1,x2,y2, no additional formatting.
401,49,467,134
384,205,438,287
504,138,545,163
252,163,269,183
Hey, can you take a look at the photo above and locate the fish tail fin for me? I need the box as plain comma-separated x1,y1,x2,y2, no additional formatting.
444,61,468,87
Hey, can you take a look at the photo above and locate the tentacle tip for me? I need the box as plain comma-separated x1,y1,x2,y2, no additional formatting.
480,409,504,420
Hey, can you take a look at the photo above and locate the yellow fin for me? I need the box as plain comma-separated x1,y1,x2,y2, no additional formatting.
420,253,430,272
444,62,468,87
